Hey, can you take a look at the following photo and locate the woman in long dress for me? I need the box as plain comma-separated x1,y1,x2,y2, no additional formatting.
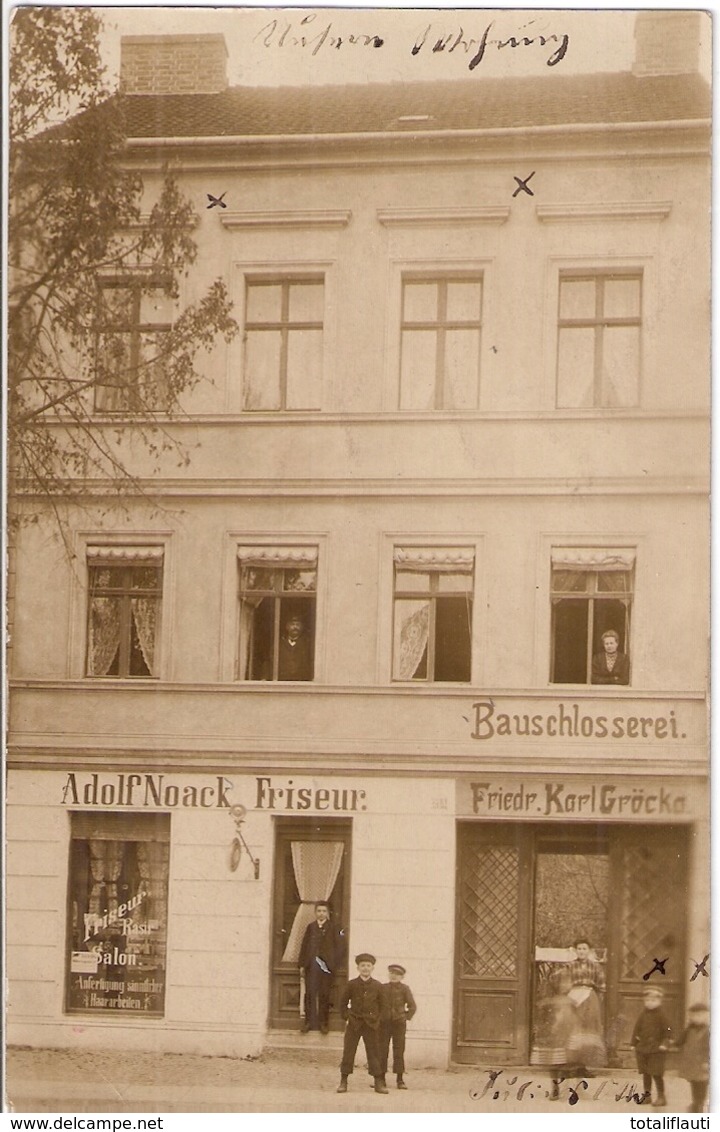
564,939,607,1075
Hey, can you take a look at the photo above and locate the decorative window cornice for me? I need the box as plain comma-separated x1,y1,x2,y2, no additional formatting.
378,207,509,227
537,202,672,223
220,210,351,230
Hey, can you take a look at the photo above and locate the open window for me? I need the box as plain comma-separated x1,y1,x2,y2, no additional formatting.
86,546,163,678
238,546,317,681
550,548,634,684
392,546,474,682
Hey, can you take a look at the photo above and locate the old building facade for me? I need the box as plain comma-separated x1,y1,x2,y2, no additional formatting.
7,14,710,1068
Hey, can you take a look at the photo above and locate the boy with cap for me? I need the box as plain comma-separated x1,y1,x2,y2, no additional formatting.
379,963,417,1089
337,953,388,1094
630,986,673,1107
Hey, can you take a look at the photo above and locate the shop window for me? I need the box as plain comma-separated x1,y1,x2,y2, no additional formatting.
65,812,169,1016
399,275,482,410
550,548,634,684
238,546,317,680
95,278,173,412
86,546,163,678
243,277,324,410
392,546,474,682
556,271,641,409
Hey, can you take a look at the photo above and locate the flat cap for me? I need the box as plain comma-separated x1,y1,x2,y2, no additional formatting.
355,952,376,965
388,964,406,976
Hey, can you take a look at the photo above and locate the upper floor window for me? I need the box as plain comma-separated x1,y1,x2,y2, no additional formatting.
393,547,474,682
243,278,324,411
86,547,163,678
556,271,641,409
550,548,634,684
238,546,317,680
95,279,173,412
400,276,482,410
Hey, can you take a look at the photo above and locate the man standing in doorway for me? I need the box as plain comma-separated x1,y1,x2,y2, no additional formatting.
298,901,344,1033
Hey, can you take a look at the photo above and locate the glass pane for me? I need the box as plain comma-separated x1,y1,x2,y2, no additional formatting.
241,566,276,592
446,280,482,322
103,286,134,322
87,595,121,676
552,598,589,682
283,569,317,592
246,283,282,324
552,569,589,594
90,566,126,590
400,329,436,409
601,326,640,407
438,570,474,592
597,571,632,593
140,290,173,324
286,329,323,409
129,598,156,676
393,599,429,680
247,596,276,679
66,820,170,1015
559,279,597,321
604,277,641,320
99,330,131,378
129,567,162,591
288,281,324,324
403,282,438,323
434,595,472,681
394,569,430,593
443,329,480,409
557,327,595,408
138,331,170,408
244,330,282,410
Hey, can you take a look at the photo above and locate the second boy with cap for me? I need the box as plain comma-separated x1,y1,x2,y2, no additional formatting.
380,963,417,1089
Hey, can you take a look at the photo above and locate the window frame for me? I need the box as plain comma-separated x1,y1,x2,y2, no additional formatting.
85,549,164,679
399,272,484,410
548,549,635,686
94,275,173,413
389,543,478,685
236,544,320,683
242,273,326,412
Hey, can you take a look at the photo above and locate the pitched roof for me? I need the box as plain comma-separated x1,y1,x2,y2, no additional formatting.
120,72,710,139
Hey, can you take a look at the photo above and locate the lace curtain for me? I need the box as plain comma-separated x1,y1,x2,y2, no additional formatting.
397,603,430,680
282,841,344,963
131,598,157,673
88,597,121,676
88,840,124,916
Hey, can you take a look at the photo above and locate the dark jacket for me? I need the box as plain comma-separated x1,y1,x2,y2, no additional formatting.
591,651,630,685
298,920,345,975
631,1008,672,1053
382,981,417,1024
675,1022,710,1082
339,976,384,1028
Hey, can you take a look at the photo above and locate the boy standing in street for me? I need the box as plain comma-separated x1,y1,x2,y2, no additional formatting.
631,986,672,1107
379,963,417,1090
337,953,388,1094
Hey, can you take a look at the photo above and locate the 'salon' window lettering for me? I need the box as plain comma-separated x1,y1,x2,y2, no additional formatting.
557,272,641,409
244,278,324,410
393,547,474,682
238,546,317,680
400,276,482,410
86,547,163,678
550,549,634,685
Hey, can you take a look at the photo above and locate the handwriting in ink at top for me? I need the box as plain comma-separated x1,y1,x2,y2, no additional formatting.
255,14,383,57
643,957,669,980
411,19,570,69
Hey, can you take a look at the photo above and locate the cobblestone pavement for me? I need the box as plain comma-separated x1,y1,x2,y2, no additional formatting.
5,1046,700,1114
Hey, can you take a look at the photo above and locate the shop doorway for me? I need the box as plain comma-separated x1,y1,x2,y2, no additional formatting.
453,822,688,1065
269,818,351,1030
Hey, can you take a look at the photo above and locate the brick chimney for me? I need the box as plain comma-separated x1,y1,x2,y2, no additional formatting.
120,34,228,95
633,11,702,76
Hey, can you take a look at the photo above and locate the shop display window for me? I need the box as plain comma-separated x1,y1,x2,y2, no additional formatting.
550,548,634,684
243,276,324,410
399,275,483,410
65,812,170,1015
238,545,317,680
86,546,163,677
392,546,474,682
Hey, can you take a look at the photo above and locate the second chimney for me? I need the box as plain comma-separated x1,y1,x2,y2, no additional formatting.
120,34,228,95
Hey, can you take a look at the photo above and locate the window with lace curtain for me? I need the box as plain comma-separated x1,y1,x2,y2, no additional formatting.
550,548,634,684
66,812,169,1015
392,547,474,682
86,547,163,678
237,546,317,681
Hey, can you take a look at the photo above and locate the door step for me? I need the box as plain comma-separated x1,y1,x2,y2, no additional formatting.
266,1027,343,1050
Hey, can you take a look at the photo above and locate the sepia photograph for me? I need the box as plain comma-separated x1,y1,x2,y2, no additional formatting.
4,4,712,1118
